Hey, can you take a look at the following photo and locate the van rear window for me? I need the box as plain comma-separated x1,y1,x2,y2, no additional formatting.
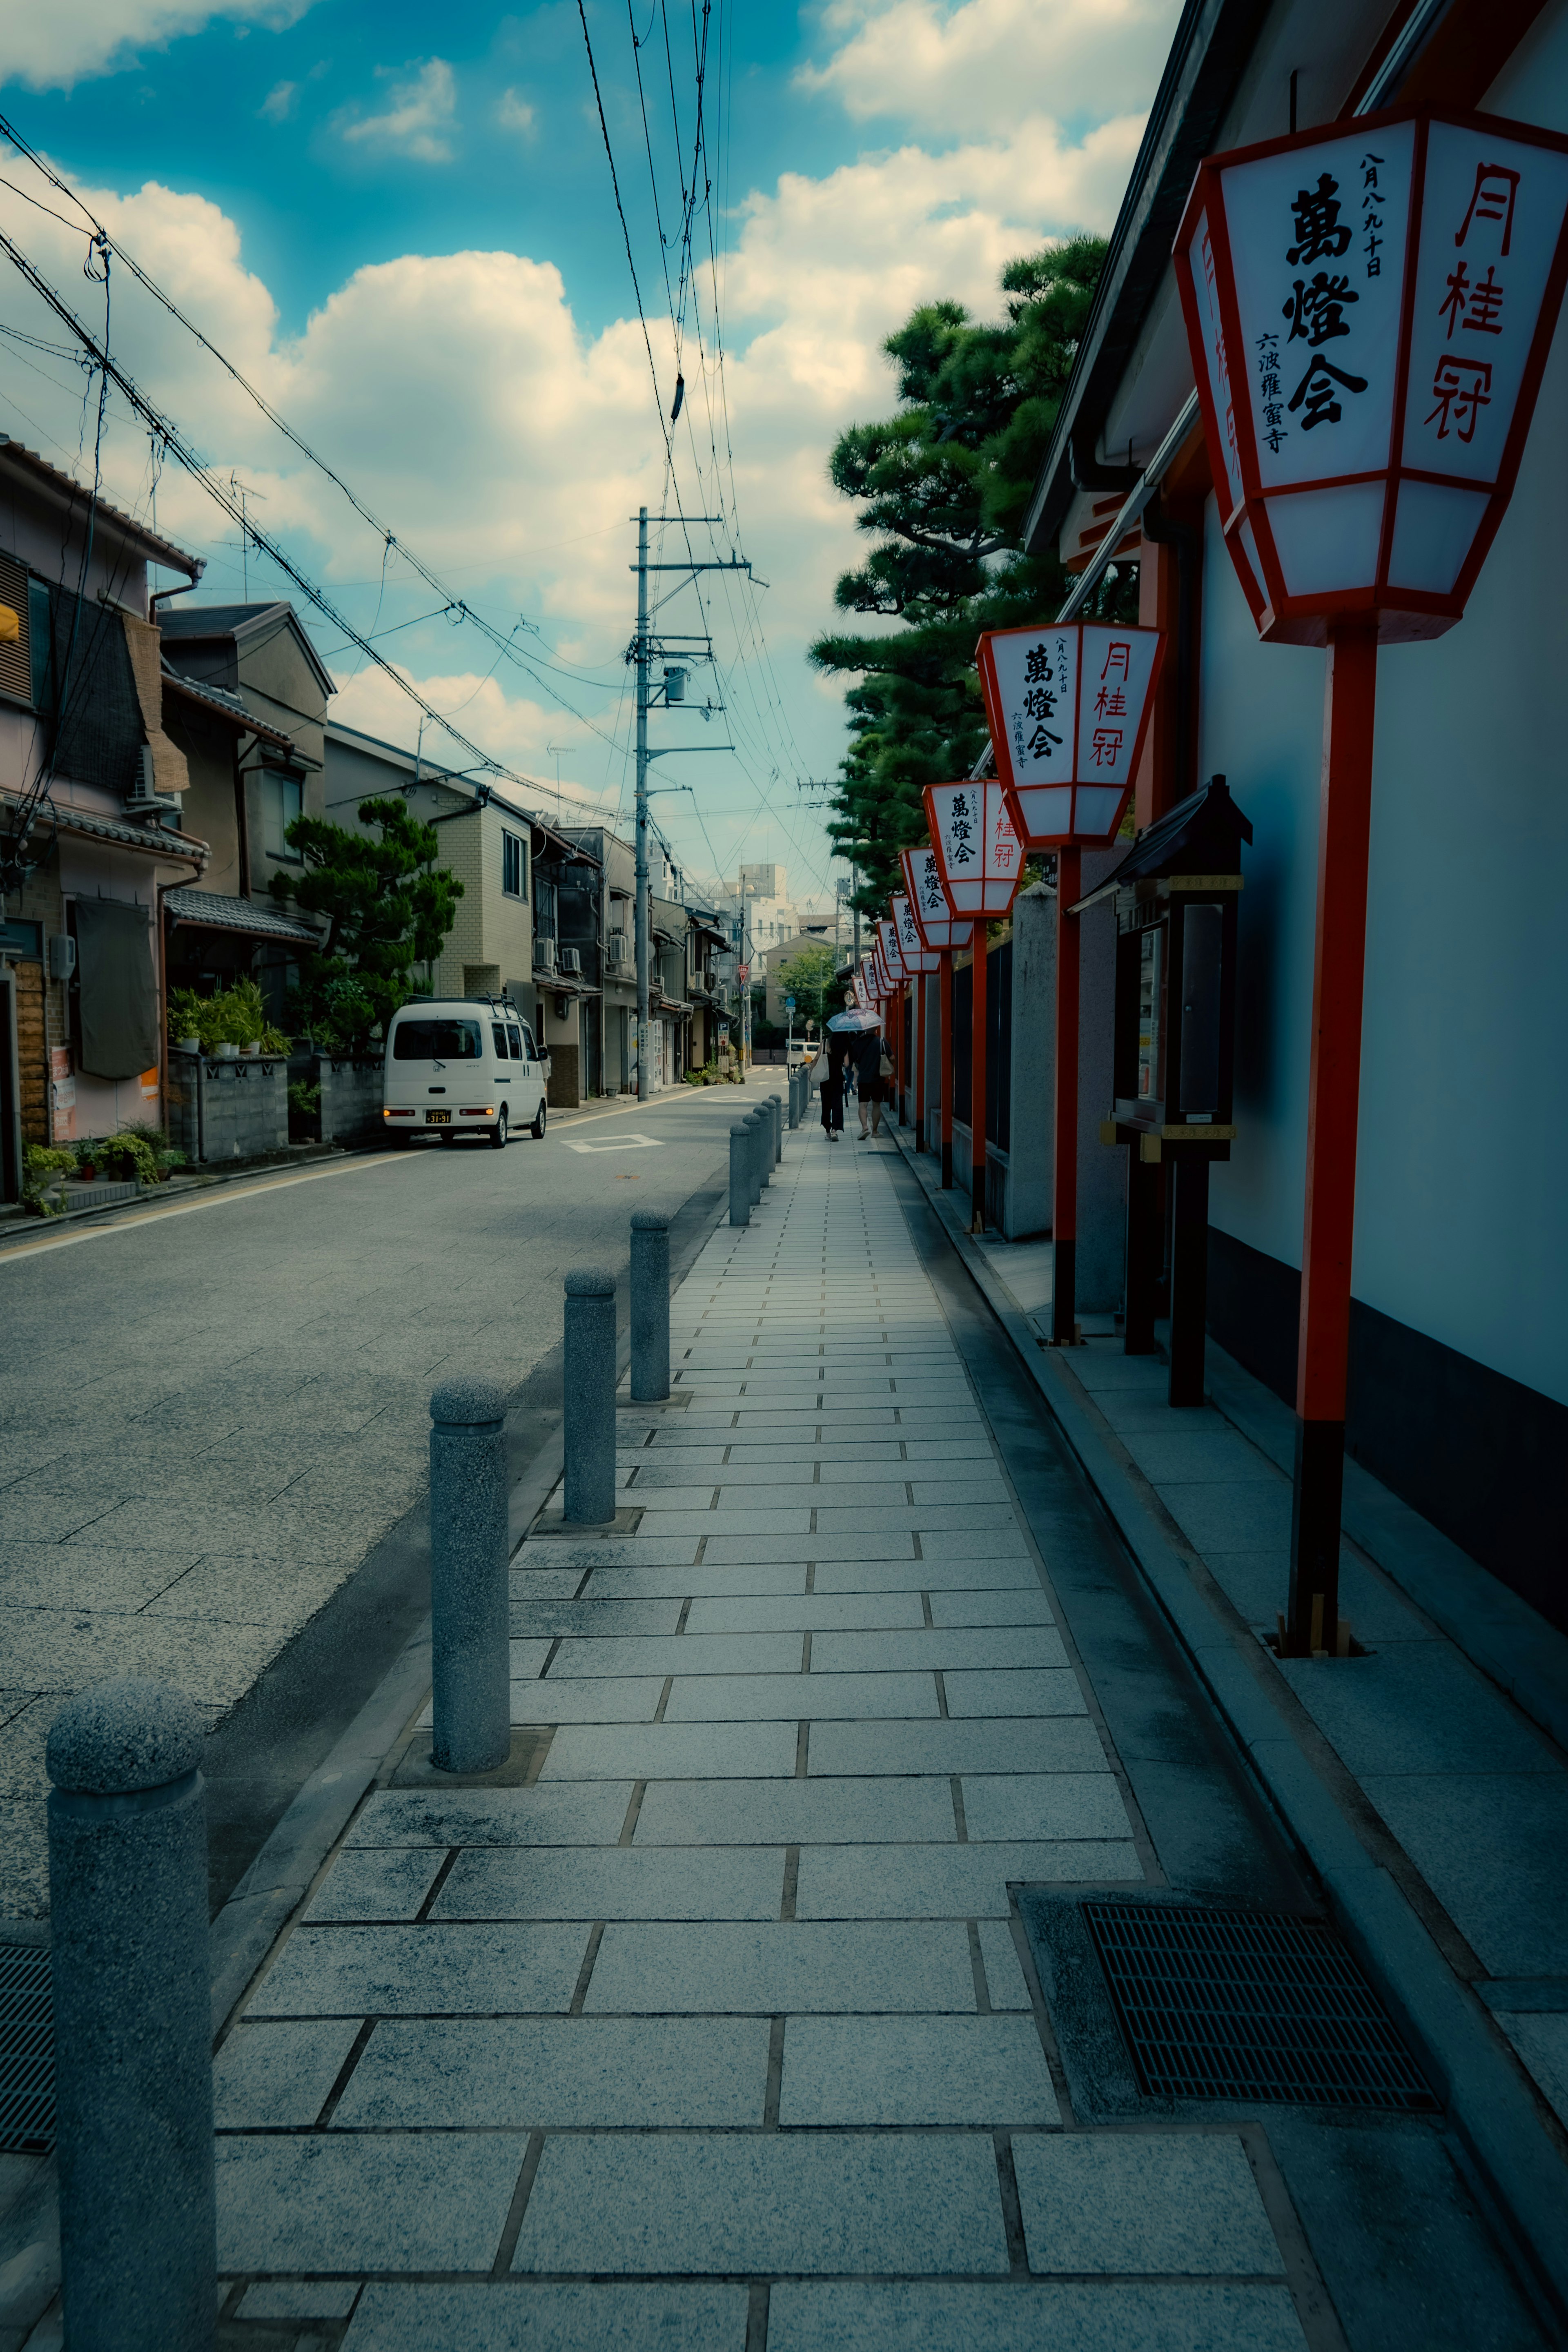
392,1019,483,1060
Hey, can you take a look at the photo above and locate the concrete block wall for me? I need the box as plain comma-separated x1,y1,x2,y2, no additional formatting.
166,1051,288,1164
316,1056,383,1146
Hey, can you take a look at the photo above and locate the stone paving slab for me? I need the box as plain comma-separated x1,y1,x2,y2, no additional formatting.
346,1784,633,1847
585,1919,979,2012
630,1775,960,1845
249,1923,591,2016
510,2134,1010,2275
430,1845,786,1921
779,2015,1059,2124
793,1842,1143,1916
539,1721,797,1780
766,2282,1308,2352
332,2016,771,2126
1011,2134,1282,2274
664,1670,938,1720
217,2134,528,2272
341,2282,747,2351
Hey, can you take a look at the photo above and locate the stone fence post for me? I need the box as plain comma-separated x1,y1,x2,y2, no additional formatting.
630,1210,671,1403
564,1267,617,1523
46,1679,216,2352
428,1378,510,1773
729,1124,751,1227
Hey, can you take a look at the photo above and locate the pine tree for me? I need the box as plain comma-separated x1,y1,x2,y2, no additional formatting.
813,237,1136,913
268,796,464,1050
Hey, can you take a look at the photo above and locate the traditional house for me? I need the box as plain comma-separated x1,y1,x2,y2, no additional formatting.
0,437,212,1192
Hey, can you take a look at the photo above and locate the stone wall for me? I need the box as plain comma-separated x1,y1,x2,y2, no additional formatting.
166,1050,288,1164
317,1055,383,1146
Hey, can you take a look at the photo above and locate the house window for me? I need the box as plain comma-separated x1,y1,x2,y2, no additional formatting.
502,828,527,900
261,768,304,862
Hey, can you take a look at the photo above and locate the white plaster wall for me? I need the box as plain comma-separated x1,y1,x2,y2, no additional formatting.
1198,208,1568,1408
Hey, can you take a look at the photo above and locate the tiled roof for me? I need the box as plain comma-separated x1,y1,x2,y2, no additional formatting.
0,438,201,577
161,664,295,751
163,886,321,943
0,790,208,864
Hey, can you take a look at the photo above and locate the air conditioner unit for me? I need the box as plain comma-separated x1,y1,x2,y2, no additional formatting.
558,947,582,977
533,938,557,973
124,742,180,818
606,933,631,969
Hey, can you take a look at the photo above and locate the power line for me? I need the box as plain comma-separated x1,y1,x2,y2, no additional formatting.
0,220,576,821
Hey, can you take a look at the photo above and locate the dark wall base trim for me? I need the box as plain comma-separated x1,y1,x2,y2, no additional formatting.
1205,1225,1568,1634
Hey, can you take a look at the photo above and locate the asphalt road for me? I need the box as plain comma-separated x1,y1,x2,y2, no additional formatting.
0,1076,774,1921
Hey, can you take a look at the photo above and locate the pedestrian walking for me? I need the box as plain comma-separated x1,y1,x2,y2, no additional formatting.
852,1022,889,1140
817,1031,847,1141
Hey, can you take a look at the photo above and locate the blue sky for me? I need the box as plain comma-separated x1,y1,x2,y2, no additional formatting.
1,0,1179,901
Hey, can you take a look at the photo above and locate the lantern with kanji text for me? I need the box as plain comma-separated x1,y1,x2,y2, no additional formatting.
1175,105,1568,646
977,619,1166,847
922,780,1022,919
900,846,973,953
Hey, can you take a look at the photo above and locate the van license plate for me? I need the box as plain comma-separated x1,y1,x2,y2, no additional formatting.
425,1110,451,1125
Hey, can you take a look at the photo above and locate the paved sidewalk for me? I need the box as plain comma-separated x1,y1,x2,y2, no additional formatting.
951,1172,1568,2147
206,1130,1335,2348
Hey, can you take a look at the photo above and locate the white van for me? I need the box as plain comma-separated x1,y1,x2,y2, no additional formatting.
382,998,548,1149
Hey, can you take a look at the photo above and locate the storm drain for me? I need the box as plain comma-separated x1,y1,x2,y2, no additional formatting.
1084,1900,1438,2112
0,1943,53,2154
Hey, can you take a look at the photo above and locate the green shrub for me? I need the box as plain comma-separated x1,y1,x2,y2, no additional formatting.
22,1144,77,1216
84,1131,160,1185
167,980,290,1054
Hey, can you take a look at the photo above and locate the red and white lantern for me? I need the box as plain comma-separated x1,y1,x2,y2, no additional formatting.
892,891,938,975
900,845,973,951
1175,105,1568,645
878,916,906,987
976,620,1165,846
922,779,1022,919
861,952,884,1006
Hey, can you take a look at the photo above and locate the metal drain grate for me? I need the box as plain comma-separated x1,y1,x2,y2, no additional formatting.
0,1944,54,2154
1084,1900,1438,2112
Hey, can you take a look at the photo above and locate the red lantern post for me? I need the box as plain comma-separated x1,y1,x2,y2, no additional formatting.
902,845,973,1188
894,889,938,1151
923,782,1022,1227
978,617,1167,1336
1174,104,1568,1656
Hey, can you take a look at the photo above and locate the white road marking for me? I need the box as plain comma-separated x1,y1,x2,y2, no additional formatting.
563,1134,665,1154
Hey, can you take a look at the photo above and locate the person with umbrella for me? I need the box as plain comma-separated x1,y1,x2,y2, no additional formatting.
826,996,884,1143
817,993,860,1141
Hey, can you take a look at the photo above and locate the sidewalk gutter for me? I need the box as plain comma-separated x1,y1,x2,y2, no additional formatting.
886,1120,1568,2328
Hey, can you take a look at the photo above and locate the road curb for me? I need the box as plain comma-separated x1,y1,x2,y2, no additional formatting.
884,1120,1568,2328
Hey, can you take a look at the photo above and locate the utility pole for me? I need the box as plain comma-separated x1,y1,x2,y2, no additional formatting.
630,510,750,1102
635,507,650,1101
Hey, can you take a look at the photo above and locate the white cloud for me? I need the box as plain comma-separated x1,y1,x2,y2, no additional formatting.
259,78,297,121
339,58,457,164
3,0,320,93
800,0,1180,137
0,81,1147,883
497,88,536,136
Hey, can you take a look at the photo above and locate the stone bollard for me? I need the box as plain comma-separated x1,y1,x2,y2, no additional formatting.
748,1109,767,1203
728,1122,751,1227
429,1377,510,1773
787,1073,800,1131
769,1094,783,1166
564,1266,617,1523
630,1208,671,1402
47,1679,217,2352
